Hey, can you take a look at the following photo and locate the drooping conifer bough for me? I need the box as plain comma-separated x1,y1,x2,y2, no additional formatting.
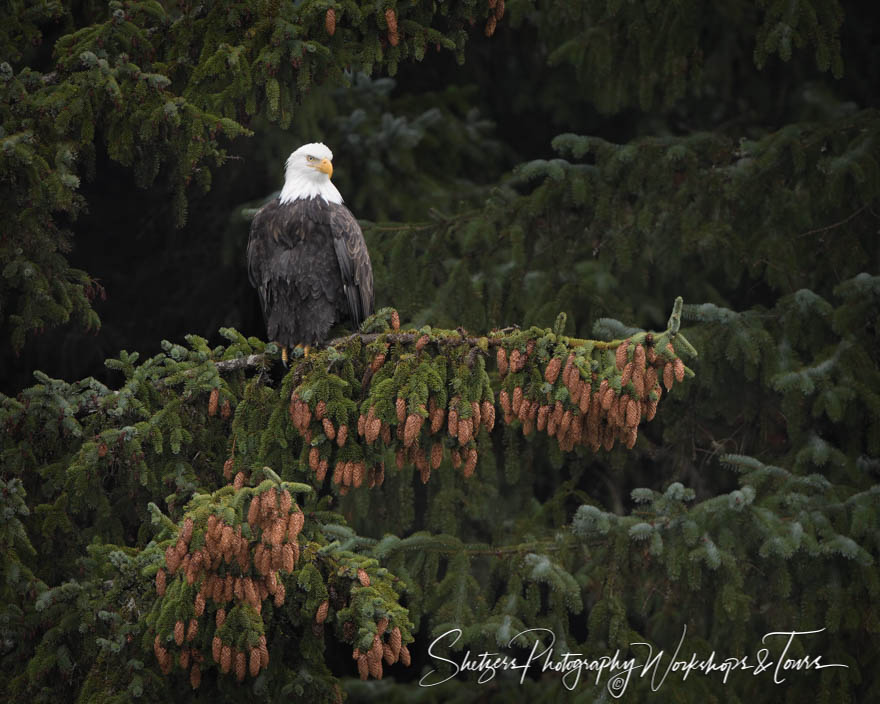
247,143,374,360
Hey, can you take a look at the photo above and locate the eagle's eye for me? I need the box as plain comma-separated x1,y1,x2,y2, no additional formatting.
306,155,317,162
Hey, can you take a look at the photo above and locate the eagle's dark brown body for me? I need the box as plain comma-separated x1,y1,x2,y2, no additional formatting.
247,196,373,348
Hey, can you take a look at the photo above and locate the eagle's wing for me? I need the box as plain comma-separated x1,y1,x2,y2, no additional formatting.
330,203,374,329
246,200,281,323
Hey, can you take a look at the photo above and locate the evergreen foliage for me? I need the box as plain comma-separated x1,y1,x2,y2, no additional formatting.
2,1,878,703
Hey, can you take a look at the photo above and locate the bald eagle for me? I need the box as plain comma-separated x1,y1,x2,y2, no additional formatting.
247,143,373,360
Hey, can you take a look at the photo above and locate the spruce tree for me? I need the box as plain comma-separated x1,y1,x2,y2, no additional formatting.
1,2,878,703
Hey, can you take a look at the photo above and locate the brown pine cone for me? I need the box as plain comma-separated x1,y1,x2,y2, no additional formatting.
496,347,509,376
404,413,422,447
615,341,629,370
673,357,685,382
325,7,336,35
235,650,246,682
481,400,495,430
663,362,674,390
544,357,562,384
208,388,219,417
430,442,443,469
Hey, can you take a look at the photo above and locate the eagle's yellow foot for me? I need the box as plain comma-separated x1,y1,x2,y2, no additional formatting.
281,346,289,365
293,344,311,359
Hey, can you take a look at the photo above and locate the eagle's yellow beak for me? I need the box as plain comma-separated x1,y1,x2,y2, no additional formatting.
316,158,333,178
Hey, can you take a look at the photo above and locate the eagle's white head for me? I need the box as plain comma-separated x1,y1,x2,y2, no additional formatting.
279,142,343,205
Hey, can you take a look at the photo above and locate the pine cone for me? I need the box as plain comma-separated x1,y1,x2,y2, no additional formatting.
464,448,478,478
190,662,201,689
496,346,508,376
317,458,329,481
250,646,261,677
415,334,429,351
457,416,472,445
357,568,370,587
352,461,365,487
155,567,166,596
174,620,185,646
510,347,522,372
559,410,573,437
537,404,550,431
194,592,205,617
634,343,646,370
404,413,422,447
663,362,674,391
481,400,495,430
216,608,226,628
400,644,411,667
390,309,400,330
259,641,270,668
366,416,381,444
325,7,336,36
626,398,640,427
430,442,443,469
357,653,369,679
385,7,398,33
390,627,402,657
336,423,348,447
316,600,329,624
621,361,634,387
212,635,222,663
674,357,685,382
181,517,194,544
430,406,445,433
322,417,336,441
369,655,383,679
495,0,505,20
208,388,219,417
615,341,629,370
282,542,296,572
233,471,245,490
512,386,523,415
371,352,386,373
632,370,645,398
544,357,562,384
247,496,260,527
274,581,286,607
578,384,591,414
235,650,246,681
287,510,305,540
624,426,638,449
220,644,232,673
447,407,459,437
221,399,231,420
